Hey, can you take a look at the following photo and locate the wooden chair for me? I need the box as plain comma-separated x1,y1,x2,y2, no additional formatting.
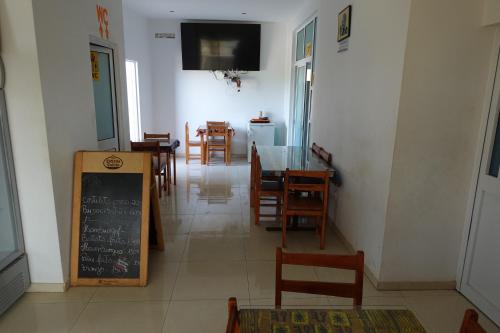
460,309,486,333
283,169,330,249
206,121,226,126
250,142,257,208
253,154,283,225
275,248,364,308
185,122,204,164
144,132,176,191
130,141,166,198
206,123,229,165
226,297,240,333
319,148,332,165
312,142,332,165
312,142,322,155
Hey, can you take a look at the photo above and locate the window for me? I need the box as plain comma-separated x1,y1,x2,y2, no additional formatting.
125,60,141,142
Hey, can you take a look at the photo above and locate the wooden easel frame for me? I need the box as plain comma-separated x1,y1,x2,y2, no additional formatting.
70,151,151,286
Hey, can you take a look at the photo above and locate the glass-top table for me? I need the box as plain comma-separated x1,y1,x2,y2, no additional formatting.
256,145,335,175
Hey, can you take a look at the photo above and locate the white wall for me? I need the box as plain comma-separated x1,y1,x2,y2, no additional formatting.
0,0,64,283
0,0,131,286
123,6,154,134
288,0,412,278
146,19,289,154
380,0,496,282
29,0,129,283
483,0,500,26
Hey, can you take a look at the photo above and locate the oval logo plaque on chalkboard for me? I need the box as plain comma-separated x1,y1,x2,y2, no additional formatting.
103,155,123,169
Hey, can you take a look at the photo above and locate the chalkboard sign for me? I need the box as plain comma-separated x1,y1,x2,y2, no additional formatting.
71,152,151,286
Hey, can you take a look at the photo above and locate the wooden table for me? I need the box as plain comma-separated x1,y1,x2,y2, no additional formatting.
197,125,235,165
236,308,427,332
256,145,335,177
140,138,180,193
256,145,338,231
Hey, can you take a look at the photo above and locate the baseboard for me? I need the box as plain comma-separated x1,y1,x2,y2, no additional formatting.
329,221,456,291
377,280,456,291
26,282,68,293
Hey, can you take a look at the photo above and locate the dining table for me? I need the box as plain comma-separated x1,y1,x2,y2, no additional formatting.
256,145,336,178
236,308,427,332
256,145,339,232
197,124,236,165
140,137,180,192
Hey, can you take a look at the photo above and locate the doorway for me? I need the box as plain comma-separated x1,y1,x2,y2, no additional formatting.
126,59,142,142
460,48,500,326
290,18,316,149
90,43,119,151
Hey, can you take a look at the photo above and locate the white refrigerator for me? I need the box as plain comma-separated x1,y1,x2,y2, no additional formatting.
247,122,276,162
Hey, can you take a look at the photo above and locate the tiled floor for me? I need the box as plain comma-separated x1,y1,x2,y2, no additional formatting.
1,157,499,333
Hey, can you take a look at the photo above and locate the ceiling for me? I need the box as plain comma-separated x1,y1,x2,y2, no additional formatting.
123,0,307,22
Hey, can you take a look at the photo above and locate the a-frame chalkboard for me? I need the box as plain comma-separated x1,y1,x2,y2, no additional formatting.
70,151,151,286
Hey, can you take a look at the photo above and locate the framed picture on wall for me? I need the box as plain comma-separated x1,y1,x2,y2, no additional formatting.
337,5,352,42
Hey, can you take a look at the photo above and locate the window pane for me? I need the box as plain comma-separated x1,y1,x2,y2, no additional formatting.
296,28,305,61
489,115,500,177
92,51,115,141
304,21,315,58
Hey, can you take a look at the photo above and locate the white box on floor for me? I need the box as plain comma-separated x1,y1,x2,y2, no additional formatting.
247,122,275,162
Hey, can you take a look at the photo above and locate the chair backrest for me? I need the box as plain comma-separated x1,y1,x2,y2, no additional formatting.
459,310,486,333
254,154,263,192
130,141,161,172
225,297,240,333
275,247,364,308
312,142,321,155
207,123,228,140
251,142,257,192
284,169,330,196
312,142,332,165
207,121,226,126
185,122,190,142
144,132,170,140
319,147,332,165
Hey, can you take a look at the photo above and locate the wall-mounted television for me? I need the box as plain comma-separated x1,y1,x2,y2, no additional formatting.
181,23,261,71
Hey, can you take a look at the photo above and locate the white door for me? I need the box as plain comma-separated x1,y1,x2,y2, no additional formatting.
461,50,500,326
90,44,119,151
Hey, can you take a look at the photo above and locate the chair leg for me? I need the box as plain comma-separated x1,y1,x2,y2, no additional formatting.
164,169,170,195
250,184,254,208
254,193,260,225
275,196,281,219
320,215,326,250
173,152,177,185
282,215,287,248
166,154,171,187
158,173,162,198
185,146,189,164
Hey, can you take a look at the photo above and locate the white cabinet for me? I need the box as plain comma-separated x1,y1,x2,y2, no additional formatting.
247,123,275,162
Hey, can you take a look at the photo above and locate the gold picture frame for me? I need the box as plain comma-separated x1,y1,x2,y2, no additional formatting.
337,5,352,42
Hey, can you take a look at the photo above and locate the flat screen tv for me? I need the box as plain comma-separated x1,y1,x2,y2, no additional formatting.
181,23,261,71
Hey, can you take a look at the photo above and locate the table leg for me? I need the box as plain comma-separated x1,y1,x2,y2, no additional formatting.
173,151,177,185
204,142,208,165
200,133,206,165
166,153,171,195
226,133,232,165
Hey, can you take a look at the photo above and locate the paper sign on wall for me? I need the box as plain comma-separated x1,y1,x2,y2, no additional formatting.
90,51,100,80
96,5,110,39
